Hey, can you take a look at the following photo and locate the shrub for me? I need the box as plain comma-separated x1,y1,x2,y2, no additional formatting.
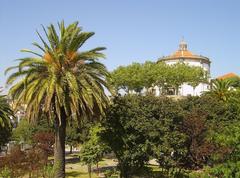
181,109,215,169
32,131,54,157
0,145,28,177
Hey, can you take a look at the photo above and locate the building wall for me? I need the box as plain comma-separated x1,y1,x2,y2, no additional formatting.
180,83,209,96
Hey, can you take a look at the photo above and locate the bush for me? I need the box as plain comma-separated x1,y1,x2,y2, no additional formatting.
0,166,11,177
32,131,54,157
207,161,240,178
0,143,54,177
102,95,185,177
0,146,28,177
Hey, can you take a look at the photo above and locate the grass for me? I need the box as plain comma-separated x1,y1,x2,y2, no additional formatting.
65,155,117,178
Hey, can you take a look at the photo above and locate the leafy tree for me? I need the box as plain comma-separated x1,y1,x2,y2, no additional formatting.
102,95,187,177
0,146,28,177
179,94,240,170
80,124,109,178
13,116,54,144
32,131,55,158
188,67,208,95
66,122,82,154
6,21,111,178
102,95,151,178
203,118,240,177
181,109,215,169
153,62,170,94
141,61,158,89
110,63,144,93
229,77,240,88
12,119,34,144
167,63,206,95
205,90,240,177
111,62,206,95
143,96,186,175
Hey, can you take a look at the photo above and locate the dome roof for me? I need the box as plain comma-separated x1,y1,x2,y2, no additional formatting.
217,73,239,80
158,40,211,64
171,50,194,58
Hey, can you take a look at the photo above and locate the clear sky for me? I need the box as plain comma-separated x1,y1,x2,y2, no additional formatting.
1,0,239,90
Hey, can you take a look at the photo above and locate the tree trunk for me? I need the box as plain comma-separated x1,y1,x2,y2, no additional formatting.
54,111,66,178
96,162,99,176
69,145,73,154
88,164,92,178
119,163,129,178
175,85,179,95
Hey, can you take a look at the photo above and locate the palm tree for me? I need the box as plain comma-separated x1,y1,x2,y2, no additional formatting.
6,21,111,178
0,94,13,128
208,79,233,101
0,94,13,152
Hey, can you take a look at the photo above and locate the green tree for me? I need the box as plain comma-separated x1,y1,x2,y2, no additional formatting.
188,67,208,95
0,94,13,150
102,95,151,178
65,122,82,154
102,95,186,177
167,63,206,95
141,61,158,89
111,62,206,96
228,76,240,88
153,62,170,94
6,21,111,178
13,116,53,144
80,124,109,178
12,119,33,144
110,63,144,93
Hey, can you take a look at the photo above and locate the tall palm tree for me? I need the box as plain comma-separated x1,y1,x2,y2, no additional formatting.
0,94,13,128
6,21,111,178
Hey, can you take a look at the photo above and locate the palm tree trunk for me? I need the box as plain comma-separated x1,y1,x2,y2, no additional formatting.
54,110,66,178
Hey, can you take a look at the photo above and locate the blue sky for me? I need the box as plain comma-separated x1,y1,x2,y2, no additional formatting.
0,0,240,89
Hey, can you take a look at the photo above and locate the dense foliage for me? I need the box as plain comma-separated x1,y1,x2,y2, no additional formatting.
110,61,207,95
13,116,54,144
0,145,54,178
80,124,109,177
0,94,13,150
102,95,185,177
101,91,240,177
0,124,12,152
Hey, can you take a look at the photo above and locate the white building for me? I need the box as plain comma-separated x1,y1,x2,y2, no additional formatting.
156,40,211,96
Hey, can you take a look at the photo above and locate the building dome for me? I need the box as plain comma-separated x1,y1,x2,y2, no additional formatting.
156,40,211,96
159,40,211,64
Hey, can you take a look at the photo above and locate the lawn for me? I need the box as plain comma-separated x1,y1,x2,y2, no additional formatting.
65,155,118,178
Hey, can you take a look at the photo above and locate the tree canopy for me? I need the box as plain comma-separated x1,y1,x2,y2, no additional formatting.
110,61,207,95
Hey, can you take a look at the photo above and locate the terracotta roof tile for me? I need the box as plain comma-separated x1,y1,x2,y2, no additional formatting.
217,73,239,80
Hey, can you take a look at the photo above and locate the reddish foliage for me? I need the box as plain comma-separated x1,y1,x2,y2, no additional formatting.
182,109,215,169
32,132,54,157
26,147,48,171
0,132,54,177
0,146,28,177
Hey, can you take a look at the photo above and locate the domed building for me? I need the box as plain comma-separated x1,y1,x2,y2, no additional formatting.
157,40,211,96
